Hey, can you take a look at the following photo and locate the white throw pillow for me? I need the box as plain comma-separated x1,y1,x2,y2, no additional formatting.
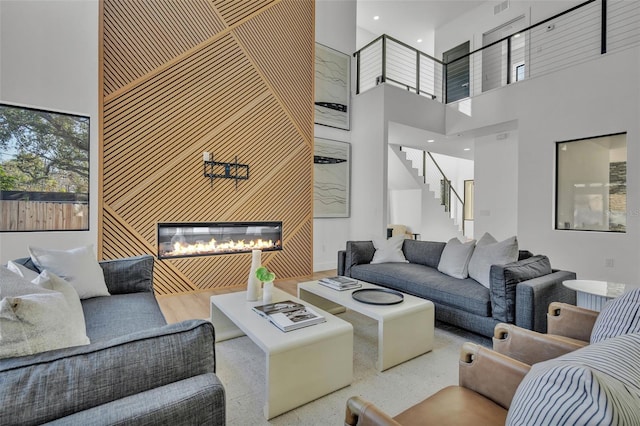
370,234,409,264
467,233,518,288
0,267,90,359
29,245,109,299
437,238,476,279
6,261,40,281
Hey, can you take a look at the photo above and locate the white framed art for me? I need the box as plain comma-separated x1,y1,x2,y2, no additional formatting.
315,43,350,130
314,138,350,218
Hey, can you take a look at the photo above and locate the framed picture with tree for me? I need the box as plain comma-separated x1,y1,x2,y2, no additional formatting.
0,103,90,231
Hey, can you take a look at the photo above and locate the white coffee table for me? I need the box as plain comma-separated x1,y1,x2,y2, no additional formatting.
210,288,353,419
563,279,640,311
298,280,434,371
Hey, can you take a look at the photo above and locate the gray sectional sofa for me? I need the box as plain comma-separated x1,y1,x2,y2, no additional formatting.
0,255,225,426
338,239,577,337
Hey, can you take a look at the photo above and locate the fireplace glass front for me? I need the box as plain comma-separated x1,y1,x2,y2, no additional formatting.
157,221,282,259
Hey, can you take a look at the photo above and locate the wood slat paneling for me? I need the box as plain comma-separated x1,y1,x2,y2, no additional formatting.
101,0,314,294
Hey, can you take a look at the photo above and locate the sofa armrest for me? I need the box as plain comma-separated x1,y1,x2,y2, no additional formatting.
458,342,530,410
0,319,216,425
99,254,154,294
514,270,577,332
547,302,598,342
345,396,401,426
338,250,346,276
492,323,587,365
344,241,375,277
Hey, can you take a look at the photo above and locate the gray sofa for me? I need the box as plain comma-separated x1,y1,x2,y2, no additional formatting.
338,239,576,337
0,255,225,426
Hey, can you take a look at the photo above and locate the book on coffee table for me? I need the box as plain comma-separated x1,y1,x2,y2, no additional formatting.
253,300,326,332
318,276,361,291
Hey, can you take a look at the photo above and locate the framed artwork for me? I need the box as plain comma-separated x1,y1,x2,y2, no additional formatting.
0,103,90,231
315,43,351,130
314,138,350,218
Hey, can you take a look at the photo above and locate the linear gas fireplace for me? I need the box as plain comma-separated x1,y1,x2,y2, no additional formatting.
157,221,282,259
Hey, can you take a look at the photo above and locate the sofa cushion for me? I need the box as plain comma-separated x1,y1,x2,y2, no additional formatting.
351,263,491,317
403,239,446,269
29,245,110,299
345,241,376,277
590,288,640,344
490,255,552,323
507,332,640,425
99,255,155,294
82,293,167,343
371,235,409,264
0,267,89,359
468,233,518,288
438,238,476,279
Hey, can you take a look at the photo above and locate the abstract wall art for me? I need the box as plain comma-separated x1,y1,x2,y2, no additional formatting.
314,138,350,218
315,43,350,130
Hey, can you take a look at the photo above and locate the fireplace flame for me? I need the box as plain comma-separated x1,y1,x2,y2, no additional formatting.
163,238,279,257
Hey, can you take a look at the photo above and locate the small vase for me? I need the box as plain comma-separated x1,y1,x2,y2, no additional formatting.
247,249,261,301
262,281,274,304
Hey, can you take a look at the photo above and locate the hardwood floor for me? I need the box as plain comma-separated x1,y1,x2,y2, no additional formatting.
157,270,337,324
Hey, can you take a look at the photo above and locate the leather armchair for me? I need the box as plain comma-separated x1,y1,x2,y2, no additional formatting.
492,302,598,365
344,342,530,426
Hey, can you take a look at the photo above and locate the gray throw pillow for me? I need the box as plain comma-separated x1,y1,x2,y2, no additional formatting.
468,233,518,288
437,238,476,279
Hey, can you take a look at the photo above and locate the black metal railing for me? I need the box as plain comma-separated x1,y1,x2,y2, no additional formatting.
354,0,640,103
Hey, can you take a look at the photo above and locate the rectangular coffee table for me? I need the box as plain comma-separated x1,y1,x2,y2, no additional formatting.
210,288,353,419
298,280,434,371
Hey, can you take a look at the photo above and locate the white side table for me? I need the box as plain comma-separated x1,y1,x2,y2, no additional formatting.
563,280,638,311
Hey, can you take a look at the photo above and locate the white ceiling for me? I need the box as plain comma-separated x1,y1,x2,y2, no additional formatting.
357,0,486,53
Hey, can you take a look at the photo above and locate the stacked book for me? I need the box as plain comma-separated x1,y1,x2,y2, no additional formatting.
318,276,361,291
252,300,325,332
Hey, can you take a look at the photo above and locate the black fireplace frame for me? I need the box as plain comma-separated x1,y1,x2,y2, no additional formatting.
157,221,283,260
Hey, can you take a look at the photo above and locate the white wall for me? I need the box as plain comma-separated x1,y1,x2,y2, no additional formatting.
446,46,640,283
473,132,518,240
0,0,98,263
314,0,357,271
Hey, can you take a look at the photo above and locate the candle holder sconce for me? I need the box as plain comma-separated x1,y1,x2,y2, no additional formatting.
202,152,249,189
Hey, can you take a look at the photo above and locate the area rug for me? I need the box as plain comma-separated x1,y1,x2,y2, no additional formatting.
215,310,491,425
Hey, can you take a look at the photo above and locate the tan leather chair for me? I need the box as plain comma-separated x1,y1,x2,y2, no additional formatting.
344,342,530,426
492,302,599,365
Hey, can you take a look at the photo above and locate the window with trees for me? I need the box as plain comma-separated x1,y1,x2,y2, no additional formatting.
0,103,89,231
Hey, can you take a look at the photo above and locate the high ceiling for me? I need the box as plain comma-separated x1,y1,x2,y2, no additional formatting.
357,0,486,52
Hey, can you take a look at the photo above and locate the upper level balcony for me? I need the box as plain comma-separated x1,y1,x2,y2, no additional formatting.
354,0,640,106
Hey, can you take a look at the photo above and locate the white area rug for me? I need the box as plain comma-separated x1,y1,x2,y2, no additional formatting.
215,311,490,425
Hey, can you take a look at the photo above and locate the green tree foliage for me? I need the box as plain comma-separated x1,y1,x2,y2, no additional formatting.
0,106,89,193
0,164,17,190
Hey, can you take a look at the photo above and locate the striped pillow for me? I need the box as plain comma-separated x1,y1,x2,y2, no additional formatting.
591,288,640,344
507,333,640,425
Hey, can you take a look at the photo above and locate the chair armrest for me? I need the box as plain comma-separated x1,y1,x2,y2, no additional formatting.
345,396,401,426
458,342,530,410
547,302,598,342
99,255,154,294
515,270,577,332
338,250,346,276
492,323,587,365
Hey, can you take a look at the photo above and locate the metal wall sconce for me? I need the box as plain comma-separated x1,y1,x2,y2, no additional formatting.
202,152,249,189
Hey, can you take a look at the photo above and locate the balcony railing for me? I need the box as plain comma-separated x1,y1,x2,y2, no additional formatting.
354,0,640,103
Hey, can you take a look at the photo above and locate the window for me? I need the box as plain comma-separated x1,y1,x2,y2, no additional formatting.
556,133,626,232
0,103,89,231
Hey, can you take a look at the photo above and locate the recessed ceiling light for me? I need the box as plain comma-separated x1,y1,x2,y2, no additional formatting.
464,148,471,151
427,139,435,143
417,38,423,43
514,33,521,38
373,15,380,20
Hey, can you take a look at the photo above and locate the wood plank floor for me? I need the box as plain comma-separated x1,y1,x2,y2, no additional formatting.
157,270,337,324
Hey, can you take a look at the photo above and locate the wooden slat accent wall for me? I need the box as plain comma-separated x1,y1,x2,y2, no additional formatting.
100,0,314,295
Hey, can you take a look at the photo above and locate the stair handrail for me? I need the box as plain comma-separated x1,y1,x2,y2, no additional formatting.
425,151,465,235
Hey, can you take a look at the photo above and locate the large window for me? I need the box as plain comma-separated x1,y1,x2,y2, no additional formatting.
556,133,626,232
0,103,89,232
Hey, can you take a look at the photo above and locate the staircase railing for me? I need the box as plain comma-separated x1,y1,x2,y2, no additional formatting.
354,0,640,103
401,147,466,236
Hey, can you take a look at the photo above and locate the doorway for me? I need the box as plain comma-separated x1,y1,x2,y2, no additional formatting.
443,41,470,103
482,16,526,92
